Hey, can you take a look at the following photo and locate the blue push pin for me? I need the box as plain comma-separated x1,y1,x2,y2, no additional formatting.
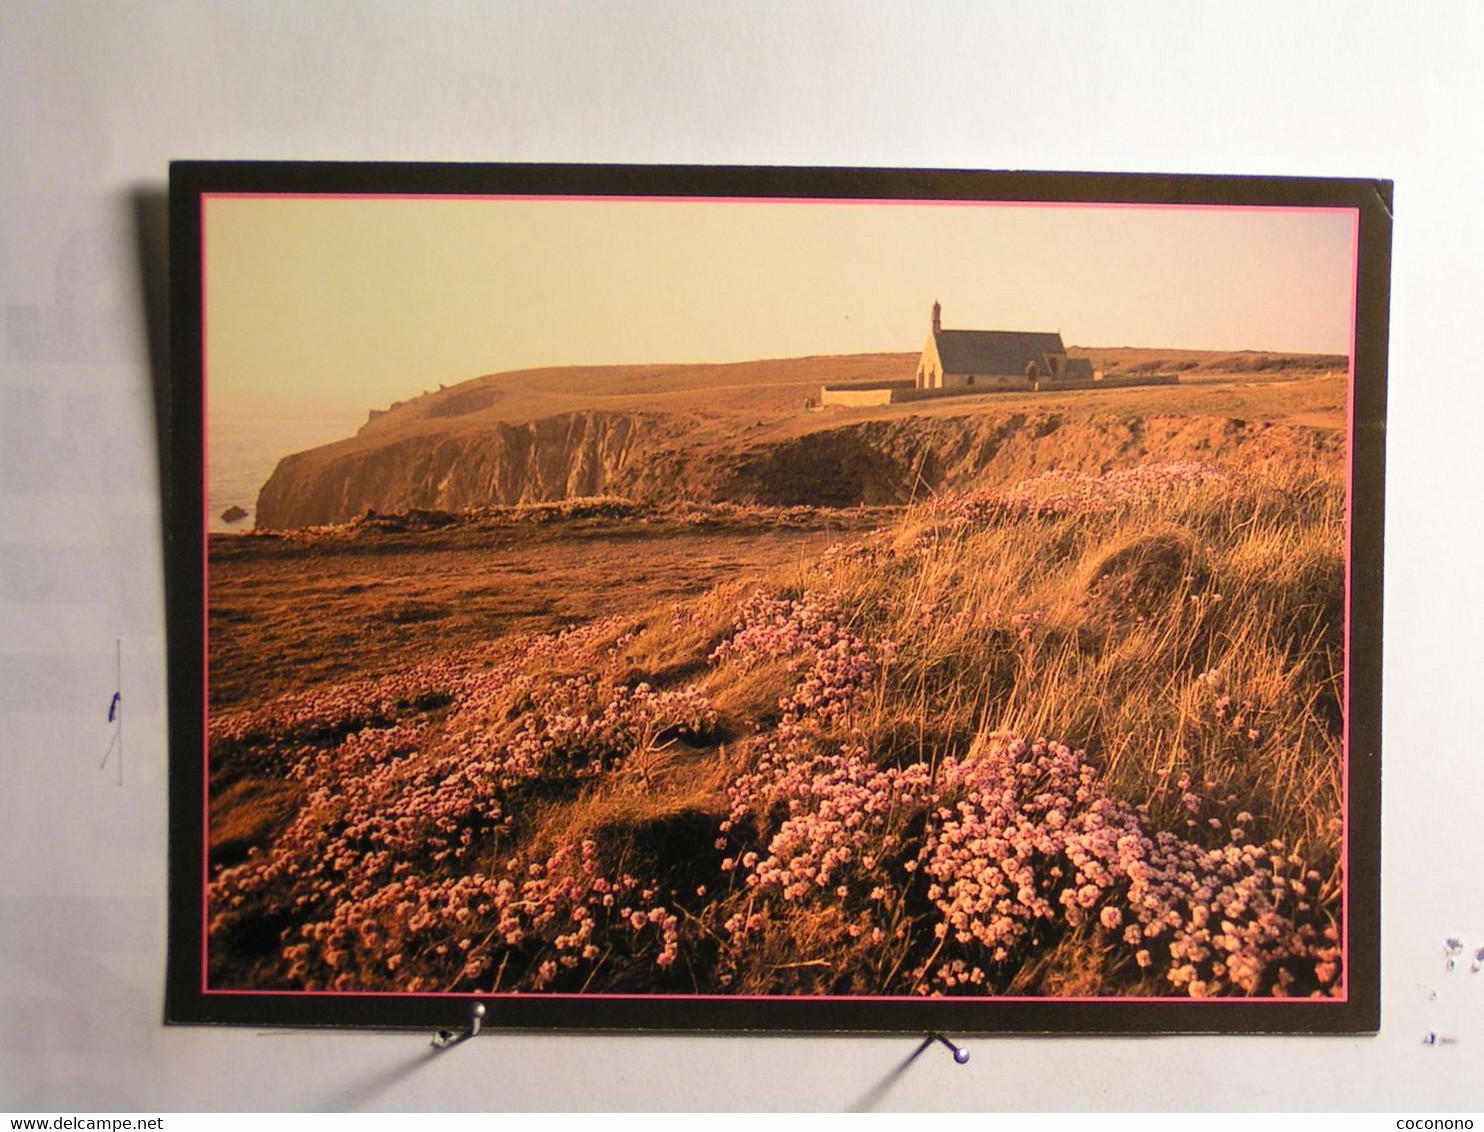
932,1033,970,1064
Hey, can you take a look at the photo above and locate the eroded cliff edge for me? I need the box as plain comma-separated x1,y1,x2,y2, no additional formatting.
255,406,1344,529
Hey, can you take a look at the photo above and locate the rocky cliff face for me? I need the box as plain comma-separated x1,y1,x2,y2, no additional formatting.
256,412,667,529
255,407,1345,529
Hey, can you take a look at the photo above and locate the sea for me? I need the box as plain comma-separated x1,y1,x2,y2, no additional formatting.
207,413,366,533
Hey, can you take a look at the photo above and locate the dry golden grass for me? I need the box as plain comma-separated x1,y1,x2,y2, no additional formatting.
802,461,1344,868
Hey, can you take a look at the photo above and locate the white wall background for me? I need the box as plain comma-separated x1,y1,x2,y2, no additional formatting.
1,1,1479,1112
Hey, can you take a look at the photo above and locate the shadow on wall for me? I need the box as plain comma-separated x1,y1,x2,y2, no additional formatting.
129,184,171,517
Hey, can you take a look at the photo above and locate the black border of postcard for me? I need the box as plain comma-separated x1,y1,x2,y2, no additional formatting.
166,162,1388,1035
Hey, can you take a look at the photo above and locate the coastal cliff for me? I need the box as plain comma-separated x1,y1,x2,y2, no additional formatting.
255,405,1343,528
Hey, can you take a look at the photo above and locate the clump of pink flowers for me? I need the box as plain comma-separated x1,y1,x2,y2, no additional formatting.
210,621,713,992
914,734,1339,996
710,590,889,733
709,589,1341,999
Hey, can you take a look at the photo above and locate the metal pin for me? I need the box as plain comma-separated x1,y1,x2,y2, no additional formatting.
432,1002,486,1049
100,640,123,785
931,1032,970,1064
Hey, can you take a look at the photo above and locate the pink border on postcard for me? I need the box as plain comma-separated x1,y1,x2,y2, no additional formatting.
199,191,1362,1005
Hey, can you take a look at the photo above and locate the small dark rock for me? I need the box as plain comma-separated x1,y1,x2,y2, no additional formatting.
221,505,249,524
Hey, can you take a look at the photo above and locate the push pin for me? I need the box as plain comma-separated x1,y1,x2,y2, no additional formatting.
99,640,123,786
931,1032,970,1064
432,1002,486,1049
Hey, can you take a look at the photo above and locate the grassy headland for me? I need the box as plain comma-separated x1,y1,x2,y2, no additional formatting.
207,382,1346,998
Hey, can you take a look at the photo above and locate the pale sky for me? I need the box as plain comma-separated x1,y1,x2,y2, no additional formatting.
204,194,1357,422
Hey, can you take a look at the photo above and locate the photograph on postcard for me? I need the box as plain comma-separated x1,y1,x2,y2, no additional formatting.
169,166,1385,1031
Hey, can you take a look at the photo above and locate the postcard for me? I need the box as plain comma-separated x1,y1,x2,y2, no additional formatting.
167,164,1387,1032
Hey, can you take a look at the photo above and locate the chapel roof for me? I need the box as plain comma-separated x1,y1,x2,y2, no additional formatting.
933,328,1066,375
